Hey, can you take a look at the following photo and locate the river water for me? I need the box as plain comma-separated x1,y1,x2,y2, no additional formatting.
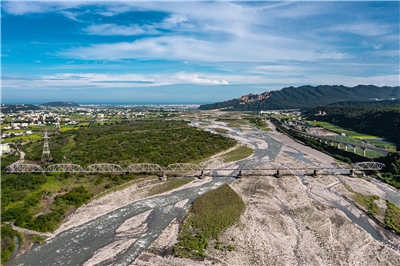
7,122,400,265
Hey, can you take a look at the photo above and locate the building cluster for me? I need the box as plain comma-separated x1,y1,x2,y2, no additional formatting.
1,104,196,143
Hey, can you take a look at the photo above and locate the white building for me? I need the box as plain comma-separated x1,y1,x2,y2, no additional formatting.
0,144,11,156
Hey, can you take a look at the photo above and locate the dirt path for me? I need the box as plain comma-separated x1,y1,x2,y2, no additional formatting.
34,193,58,218
5,222,52,238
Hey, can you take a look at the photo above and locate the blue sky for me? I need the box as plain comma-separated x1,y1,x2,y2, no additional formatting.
1,1,399,104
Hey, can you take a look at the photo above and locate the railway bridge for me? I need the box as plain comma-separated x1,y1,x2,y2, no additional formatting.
5,161,386,179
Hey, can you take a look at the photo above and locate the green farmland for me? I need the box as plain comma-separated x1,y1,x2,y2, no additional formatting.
307,120,396,151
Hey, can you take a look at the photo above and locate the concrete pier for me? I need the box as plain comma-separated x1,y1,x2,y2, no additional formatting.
160,172,167,181
199,170,205,179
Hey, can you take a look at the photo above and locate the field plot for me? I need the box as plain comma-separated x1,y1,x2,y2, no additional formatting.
308,121,377,138
308,120,396,151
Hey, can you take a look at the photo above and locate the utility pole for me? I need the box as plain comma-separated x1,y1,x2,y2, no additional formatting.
41,129,52,163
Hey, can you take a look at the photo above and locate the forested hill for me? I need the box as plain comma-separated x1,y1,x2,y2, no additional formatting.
328,99,400,106
304,105,400,146
1,104,41,113
40,101,80,107
198,85,400,111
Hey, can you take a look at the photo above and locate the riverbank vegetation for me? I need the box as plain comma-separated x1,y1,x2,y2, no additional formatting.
213,128,229,134
1,224,22,265
220,146,254,162
344,183,380,215
174,184,245,259
385,201,400,233
343,183,400,233
379,152,400,189
245,117,271,131
146,178,195,197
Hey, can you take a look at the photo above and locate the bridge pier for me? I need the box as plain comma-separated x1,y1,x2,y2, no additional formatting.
363,148,366,157
353,147,357,154
160,171,167,181
237,170,242,178
312,169,317,177
349,169,354,176
337,143,340,149
275,169,280,178
345,145,348,151
199,170,205,179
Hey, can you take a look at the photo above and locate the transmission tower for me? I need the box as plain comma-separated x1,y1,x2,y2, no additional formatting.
41,129,53,163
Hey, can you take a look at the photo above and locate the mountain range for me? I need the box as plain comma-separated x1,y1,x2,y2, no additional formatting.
198,85,400,111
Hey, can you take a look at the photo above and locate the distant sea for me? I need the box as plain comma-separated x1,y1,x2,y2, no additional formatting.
3,101,211,106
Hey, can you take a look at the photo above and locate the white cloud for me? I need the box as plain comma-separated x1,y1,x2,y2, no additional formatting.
60,11,83,22
2,71,233,90
162,14,189,28
83,24,159,36
2,1,55,15
172,72,229,85
330,23,392,37
59,33,349,63
2,1,82,15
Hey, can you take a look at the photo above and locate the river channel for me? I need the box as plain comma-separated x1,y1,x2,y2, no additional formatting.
7,122,400,265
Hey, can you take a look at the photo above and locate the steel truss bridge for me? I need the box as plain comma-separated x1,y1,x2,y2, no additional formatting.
5,161,385,177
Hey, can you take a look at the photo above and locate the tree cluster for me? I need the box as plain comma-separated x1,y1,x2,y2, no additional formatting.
25,120,236,166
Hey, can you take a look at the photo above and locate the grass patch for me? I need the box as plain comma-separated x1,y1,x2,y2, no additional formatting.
385,201,400,233
91,175,154,200
146,178,194,196
217,119,249,129
245,117,272,132
30,235,46,244
220,146,253,162
307,121,378,138
344,183,380,215
213,128,229,134
174,184,245,259
353,194,380,215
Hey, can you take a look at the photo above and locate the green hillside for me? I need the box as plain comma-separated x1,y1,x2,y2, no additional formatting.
199,85,400,111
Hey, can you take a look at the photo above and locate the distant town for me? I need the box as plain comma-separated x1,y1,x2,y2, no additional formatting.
0,103,200,154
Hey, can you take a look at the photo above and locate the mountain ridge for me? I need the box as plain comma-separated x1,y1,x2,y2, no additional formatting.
198,85,400,111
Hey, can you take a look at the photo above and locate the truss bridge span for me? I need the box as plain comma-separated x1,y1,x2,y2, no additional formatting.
5,161,385,177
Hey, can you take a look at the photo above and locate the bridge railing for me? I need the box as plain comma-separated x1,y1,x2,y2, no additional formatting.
125,163,164,172
86,163,125,173
44,164,85,172
5,161,386,175
354,162,385,171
